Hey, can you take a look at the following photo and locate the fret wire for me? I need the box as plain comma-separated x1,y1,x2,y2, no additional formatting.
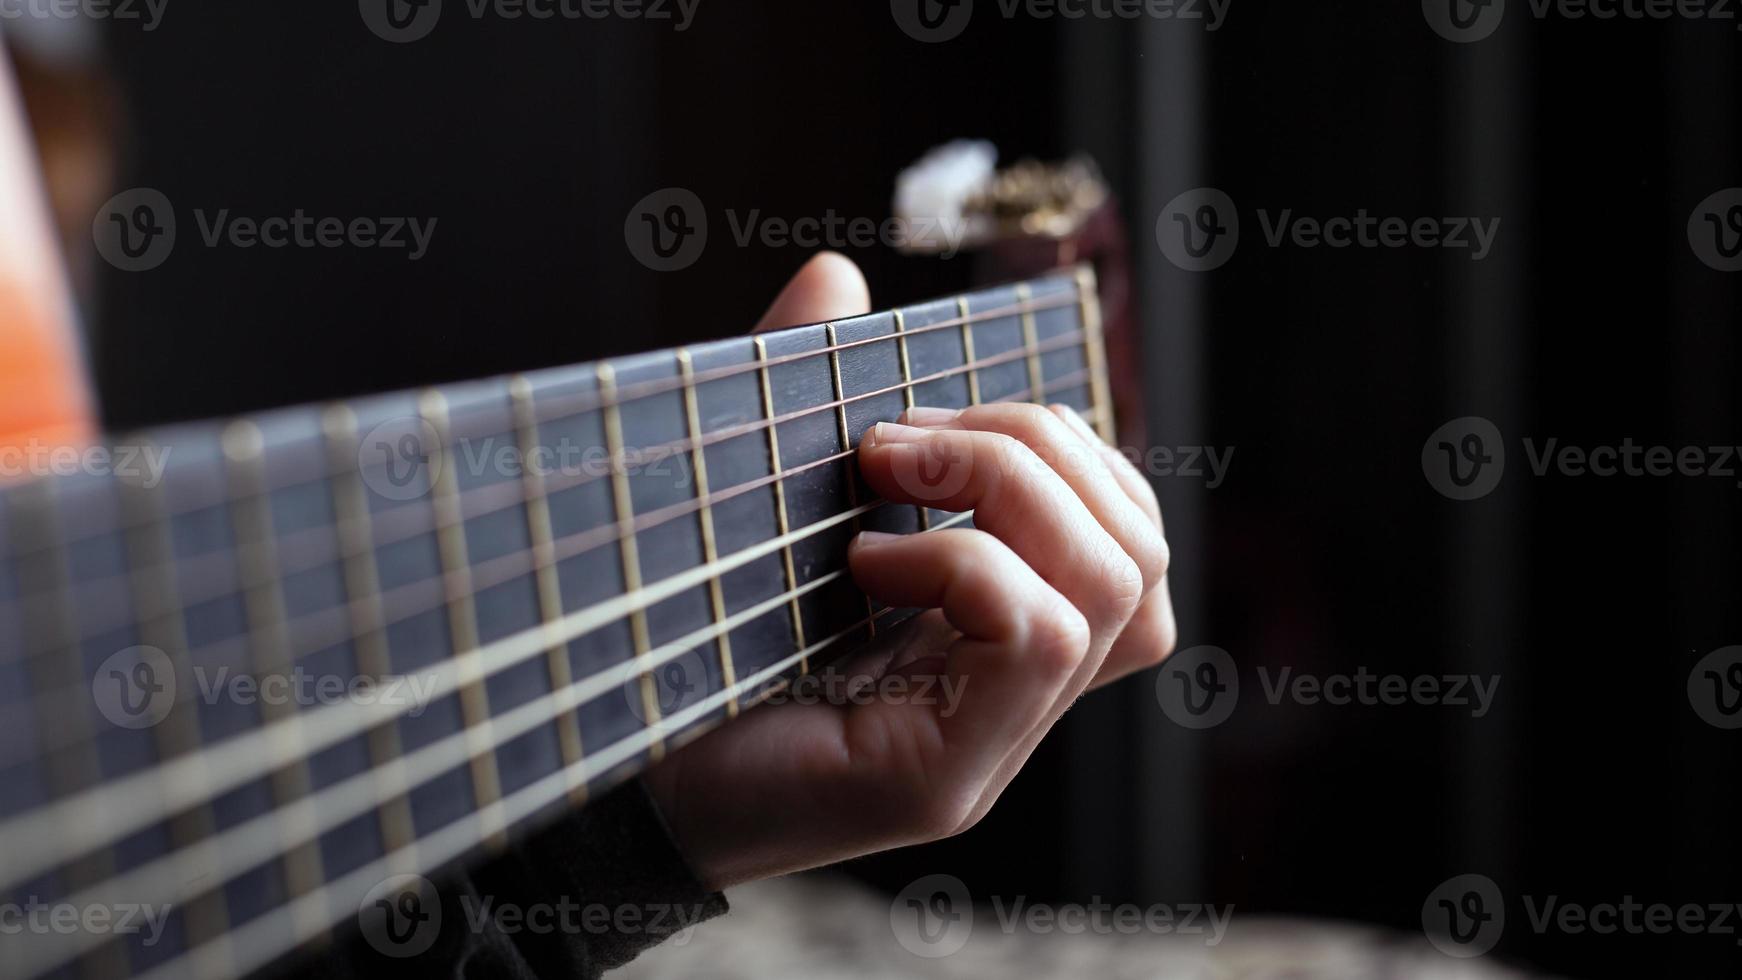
677,351,740,718
7,483,132,980
30,553,866,978
117,453,236,978
6,351,1099,778
509,376,588,806
754,337,809,673
596,363,665,763
0,293,1086,575
222,421,329,941
0,493,879,891
958,296,983,407
0,369,1100,898
1017,283,1047,408
826,324,877,637
5,442,849,767
891,310,928,532
421,390,509,846
7,398,1102,925
126,593,915,980
1075,265,1117,441
320,406,420,867
1,328,1091,654
125,507,976,980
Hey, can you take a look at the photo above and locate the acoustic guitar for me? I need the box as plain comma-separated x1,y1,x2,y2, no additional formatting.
0,53,1131,980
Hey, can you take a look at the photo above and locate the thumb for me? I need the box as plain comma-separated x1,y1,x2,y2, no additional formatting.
752,252,872,334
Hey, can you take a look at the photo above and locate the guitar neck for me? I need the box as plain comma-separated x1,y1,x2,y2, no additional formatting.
0,266,1113,979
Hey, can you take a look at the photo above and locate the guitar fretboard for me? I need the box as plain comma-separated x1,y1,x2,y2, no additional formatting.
0,267,1112,980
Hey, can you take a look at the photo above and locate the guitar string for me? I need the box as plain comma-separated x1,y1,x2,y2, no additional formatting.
0,382,1102,895
127,606,899,980
0,289,1080,571
6,511,968,979
0,326,1090,672
4,282,1105,975
4,344,1092,747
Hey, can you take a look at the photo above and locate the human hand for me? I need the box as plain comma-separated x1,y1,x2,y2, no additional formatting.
643,253,1176,889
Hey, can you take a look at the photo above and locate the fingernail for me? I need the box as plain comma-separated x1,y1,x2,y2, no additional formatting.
902,406,961,427
863,422,932,448
852,530,904,550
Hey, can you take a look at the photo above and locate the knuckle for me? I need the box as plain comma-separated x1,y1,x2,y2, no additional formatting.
1130,596,1179,669
983,432,1042,481
1131,528,1171,595
1031,602,1092,676
914,789,981,841
1098,552,1146,624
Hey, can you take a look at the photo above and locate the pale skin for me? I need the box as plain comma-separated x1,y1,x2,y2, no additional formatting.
645,253,1178,890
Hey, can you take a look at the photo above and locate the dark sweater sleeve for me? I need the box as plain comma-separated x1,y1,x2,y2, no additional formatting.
290,779,728,980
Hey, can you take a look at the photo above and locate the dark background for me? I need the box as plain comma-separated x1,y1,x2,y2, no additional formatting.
63,1,1742,976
